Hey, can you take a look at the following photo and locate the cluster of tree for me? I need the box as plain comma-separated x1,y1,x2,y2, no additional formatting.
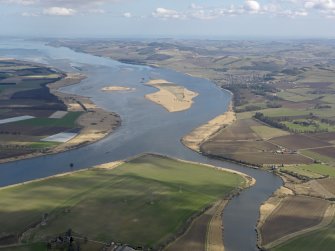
315,103,332,109
224,81,281,109
254,112,289,131
250,83,278,96
224,85,247,107
254,112,332,133
0,131,21,135
321,118,335,126
266,101,282,108
236,105,263,113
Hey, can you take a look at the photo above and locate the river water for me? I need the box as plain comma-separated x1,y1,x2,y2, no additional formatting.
0,39,282,251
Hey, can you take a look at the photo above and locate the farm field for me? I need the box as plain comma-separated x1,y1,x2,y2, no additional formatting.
294,164,335,178
209,118,260,141
251,125,289,140
317,178,335,195
0,59,120,162
0,241,105,251
260,196,330,246
280,164,335,179
0,154,246,250
201,118,313,166
269,134,331,150
301,150,335,165
272,218,335,251
0,59,74,159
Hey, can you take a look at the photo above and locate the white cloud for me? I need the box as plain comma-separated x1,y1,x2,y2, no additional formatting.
123,12,132,18
152,8,186,20
244,0,261,13
304,0,335,17
0,0,122,7
3,0,37,5
190,3,202,10
43,7,76,16
21,11,38,16
87,9,106,14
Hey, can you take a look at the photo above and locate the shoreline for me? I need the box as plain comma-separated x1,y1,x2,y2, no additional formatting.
181,103,236,152
0,72,121,165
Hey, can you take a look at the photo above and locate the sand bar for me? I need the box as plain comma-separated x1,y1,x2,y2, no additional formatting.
145,79,198,112
101,86,134,92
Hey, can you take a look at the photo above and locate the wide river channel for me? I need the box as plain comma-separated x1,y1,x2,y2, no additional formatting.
0,39,282,251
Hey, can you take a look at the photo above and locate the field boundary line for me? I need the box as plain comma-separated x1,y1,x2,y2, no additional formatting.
263,203,335,249
206,200,227,251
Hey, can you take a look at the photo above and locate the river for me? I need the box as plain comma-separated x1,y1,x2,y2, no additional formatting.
0,39,282,251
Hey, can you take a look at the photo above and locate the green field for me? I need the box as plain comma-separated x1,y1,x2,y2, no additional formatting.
0,241,104,251
282,120,335,133
301,150,335,165
15,112,83,128
277,88,318,102
28,142,61,149
0,154,245,249
251,125,289,139
280,164,335,178
289,164,335,177
273,218,335,251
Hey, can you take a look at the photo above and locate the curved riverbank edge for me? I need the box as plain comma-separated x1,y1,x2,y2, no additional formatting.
181,103,236,152
156,153,255,251
0,72,121,165
0,153,255,251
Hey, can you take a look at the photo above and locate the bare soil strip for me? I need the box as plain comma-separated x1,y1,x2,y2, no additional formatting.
165,200,227,251
206,200,227,251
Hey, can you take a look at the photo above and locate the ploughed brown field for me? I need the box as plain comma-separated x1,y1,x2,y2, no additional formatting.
202,141,277,153
165,208,210,251
0,109,55,119
211,119,260,141
201,117,314,166
0,123,69,136
260,196,330,245
317,178,335,195
211,152,312,165
310,132,335,142
269,134,331,150
311,147,335,159
0,149,35,159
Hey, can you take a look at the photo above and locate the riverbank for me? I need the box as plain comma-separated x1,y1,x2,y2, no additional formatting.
0,72,121,164
182,103,236,152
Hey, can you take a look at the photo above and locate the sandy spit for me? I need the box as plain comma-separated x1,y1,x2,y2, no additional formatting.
145,79,198,112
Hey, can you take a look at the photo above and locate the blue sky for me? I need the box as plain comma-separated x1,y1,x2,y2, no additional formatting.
0,0,334,38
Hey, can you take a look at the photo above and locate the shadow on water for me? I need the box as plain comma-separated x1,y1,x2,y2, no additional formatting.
0,39,282,251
